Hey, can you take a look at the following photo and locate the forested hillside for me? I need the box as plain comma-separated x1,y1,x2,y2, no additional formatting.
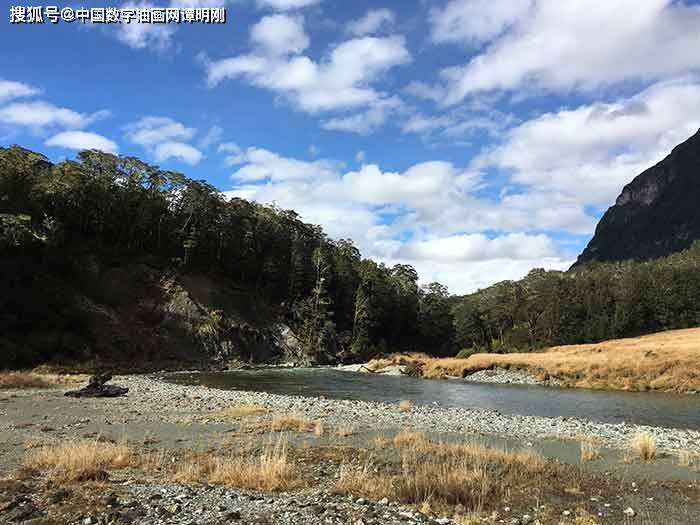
452,243,700,354
0,146,455,369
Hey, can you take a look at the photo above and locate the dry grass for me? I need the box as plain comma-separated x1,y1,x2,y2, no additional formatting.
580,440,602,462
23,440,133,482
336,431,546,511
313,420,325,437
631,432,657,460
372,328,700,392
399,400,412,413
564,508,600,525
372,435,392,449
393,430,431,449
335,425,354,437
174,439,303,491
678,450,700,470
454,514,484,525
0,371,86,389
210,404,267,419
270,415,316,433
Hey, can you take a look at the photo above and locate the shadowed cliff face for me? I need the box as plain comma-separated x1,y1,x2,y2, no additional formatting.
574,129,700,266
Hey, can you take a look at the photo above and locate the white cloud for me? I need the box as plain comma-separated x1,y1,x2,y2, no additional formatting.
321,97,402,135
430,0,531,45
0,101,102,130
437,0,700,104
398,233,557,262
124,116,196,147
45,131,119,154
250,14,309,55
205,16,411,116
476,78,700,206
0,79,40,103
153,142,203,165
114,1,177,51
346,8,395,36
232,147,339,182
124,116,202,165
224,146,584,292
256,0,322,10
198,125,223,150
397,255,572,294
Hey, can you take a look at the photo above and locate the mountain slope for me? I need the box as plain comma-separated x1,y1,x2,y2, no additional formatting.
575,128,700,266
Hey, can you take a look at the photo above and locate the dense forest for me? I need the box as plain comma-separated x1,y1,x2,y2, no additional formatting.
0,146,455,368
453,243,700,355
3,145,700,369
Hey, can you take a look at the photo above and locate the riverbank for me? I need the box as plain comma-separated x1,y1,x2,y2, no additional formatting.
1,375,699,524
363,328,700,394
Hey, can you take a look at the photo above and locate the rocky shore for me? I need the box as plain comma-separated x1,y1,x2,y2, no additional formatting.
2,374,700,524
336,362,562,387
129,375,699,454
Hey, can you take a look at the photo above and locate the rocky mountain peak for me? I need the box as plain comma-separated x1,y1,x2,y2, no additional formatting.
574,128,700,266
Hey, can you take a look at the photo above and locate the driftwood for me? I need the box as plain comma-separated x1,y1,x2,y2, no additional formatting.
65,373,129,398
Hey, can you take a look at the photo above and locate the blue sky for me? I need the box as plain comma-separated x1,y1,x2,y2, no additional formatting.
3,0,700,293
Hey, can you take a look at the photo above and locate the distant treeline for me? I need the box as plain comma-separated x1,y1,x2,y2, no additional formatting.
0,147,455,366
452,243,700,355
3,146,700,367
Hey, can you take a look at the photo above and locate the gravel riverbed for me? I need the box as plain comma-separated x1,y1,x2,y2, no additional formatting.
128,375,700,454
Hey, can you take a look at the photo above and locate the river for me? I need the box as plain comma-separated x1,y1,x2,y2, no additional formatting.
166,368,700,430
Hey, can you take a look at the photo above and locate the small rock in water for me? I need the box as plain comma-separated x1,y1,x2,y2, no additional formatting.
624,507,636,517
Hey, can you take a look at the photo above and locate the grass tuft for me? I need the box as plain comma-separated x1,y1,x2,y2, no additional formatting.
678,450,700,470
270,415,316,433
580,440,602,462
631,432,657,460
174,439,303,491
24,440,133,482
335,432,546,510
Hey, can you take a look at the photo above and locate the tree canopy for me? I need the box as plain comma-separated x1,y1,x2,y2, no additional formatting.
0,146,456,366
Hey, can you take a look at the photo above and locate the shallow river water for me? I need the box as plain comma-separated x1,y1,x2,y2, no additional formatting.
166,368,700,430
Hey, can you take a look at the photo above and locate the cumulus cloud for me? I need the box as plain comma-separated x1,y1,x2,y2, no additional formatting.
205,15,411,116
434,0,700,104
430,0,531,45
321,97,402,135
45,131,119,154
114,1,177,51
124,116,202,165
222,145,580,292
346,8,395,36
256,0,322,10
153,141,203,165
0,101,106,130
125,116,196,147
398,233,557,262
250,14,309,55
0,79,40,103
476,78,700,206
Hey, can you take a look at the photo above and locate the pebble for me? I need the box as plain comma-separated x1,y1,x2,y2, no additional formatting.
117,375,700,454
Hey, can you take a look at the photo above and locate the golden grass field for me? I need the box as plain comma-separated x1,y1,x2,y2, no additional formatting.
0,370,87,389
369,328,700,393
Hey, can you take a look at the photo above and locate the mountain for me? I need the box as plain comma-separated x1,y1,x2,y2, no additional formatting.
574,129,700,266
0,146,456,371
